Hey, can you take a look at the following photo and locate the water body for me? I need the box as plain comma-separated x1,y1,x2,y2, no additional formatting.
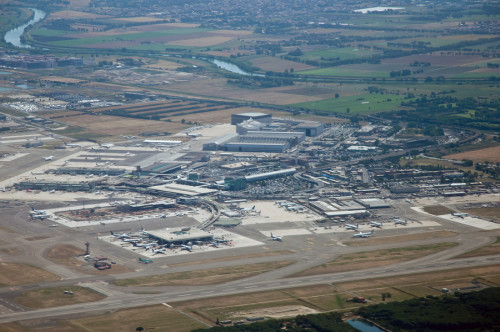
211,59,264,76
347,319,385,332
354,7,404,13
4,8,46,48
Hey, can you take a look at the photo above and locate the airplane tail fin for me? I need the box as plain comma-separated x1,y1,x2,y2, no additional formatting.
110,231,114,235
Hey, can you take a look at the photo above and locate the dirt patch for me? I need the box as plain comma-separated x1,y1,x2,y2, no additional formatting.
444,145,500,163
423,205,454,215
46,244,133,275
48,10,108,20
0,247,23,255
464,206,500,222
233,305,318,319
54,113,186,138
344,231,458,247
25,235,51,241
293,243,457,277
0,226,15,233
114,261,295,287
15,286,105,309
0,262,59,286
114,16,165,23
66,304,206,332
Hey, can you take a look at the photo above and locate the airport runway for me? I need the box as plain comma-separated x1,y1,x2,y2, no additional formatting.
0,254,498,324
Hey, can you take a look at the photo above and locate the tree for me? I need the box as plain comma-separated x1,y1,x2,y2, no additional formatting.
136,327,144,332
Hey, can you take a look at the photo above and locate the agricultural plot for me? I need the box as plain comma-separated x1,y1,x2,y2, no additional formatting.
92,99,235,121
445,145,500,163
298,66,389,78
247,55,316,72
31,22,250,51
292,93,407,114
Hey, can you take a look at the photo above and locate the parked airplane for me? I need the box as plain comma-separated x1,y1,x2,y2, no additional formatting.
138,257,153,264
370,221,383,228
110,231,130,239
270,233,282,241
100,143,114,149
30,208,47,215
152,248,166,254
31,214,47,220
44,155,53,161
394,218,407,225
181,244,193,251
353,230,374,238
122,237,143,243
133,242,157,249
186,132,201,137
241,206,256,213
452,212,469,218
64,143,81,148
345,224,358,230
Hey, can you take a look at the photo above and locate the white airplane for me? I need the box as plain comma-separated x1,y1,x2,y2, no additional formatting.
31,208,47,215
270,233,282,241
353,230,374,238
64,143,80,148
110,231,130,239
44,155,53,161
152,248,166,254
49,189,55,193
345,224,358,230
186,132,201,137
181,244,193,251
370,221,383,228
122,237,143,243
452,212,469,218
31,214,47,220
133,242,158,249
100,143,114,149
241,206,256,213
394,218,407,225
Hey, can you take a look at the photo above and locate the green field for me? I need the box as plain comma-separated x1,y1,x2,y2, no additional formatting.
292,93,408,114
30,27,211,48
300,47,379,61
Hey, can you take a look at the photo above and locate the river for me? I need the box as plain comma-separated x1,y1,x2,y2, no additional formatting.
4,8,46,48
211,59,264,76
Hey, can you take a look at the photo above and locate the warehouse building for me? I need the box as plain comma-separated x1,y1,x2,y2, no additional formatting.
231,112,272,125
293,121,324,137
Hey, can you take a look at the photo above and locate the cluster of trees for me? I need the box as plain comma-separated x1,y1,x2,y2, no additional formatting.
358,287,500,331
227,76,294,88
394,96,500,131
192,312,357,332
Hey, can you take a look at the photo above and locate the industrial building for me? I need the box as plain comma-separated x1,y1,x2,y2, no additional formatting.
293,121,324,137
245,168,296,182
144,228,214,246
231,112,272,125
149,182,218,197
